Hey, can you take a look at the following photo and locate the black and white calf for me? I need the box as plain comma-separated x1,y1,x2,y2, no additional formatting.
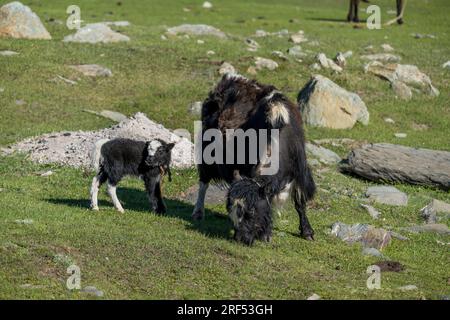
194,74,316,245
90,138,174,213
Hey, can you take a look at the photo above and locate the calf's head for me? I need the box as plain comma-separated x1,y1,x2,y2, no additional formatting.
226,179,273,245
145,139,175,180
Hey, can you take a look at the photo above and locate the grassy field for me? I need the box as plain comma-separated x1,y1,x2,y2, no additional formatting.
0,0,449,299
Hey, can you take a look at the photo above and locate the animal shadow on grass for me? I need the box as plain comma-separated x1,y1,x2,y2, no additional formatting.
46,187,232,240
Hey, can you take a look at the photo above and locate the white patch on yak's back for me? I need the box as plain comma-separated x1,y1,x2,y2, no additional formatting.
148,140,162,156
266,91,290,126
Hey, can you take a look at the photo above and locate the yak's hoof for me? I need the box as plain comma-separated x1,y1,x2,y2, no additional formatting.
301,233,315,241
353,18,360,23
117,208,125,214
156,207,166,215
397,19,404,25
192,209,204,221
91,206,99,211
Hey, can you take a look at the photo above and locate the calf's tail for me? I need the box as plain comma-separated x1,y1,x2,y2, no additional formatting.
91,139,109,171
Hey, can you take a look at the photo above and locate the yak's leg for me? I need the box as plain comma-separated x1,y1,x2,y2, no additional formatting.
396,0,404,24
192,181,209,220
90,171,107,210
347,0,355,22
353,0,360,22
107,182,124,213
293,188,314,241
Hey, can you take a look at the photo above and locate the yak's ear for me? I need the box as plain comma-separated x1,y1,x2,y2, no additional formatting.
166,143,175,151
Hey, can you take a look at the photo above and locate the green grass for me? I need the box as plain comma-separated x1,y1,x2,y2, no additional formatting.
0,0,449,299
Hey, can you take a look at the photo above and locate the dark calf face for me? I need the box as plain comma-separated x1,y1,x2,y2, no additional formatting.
145,140,175,177
227,180,272,246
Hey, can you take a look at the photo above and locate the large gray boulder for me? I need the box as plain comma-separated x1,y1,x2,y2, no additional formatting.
0,2,51,40
63,23,130,44
298,75,369,129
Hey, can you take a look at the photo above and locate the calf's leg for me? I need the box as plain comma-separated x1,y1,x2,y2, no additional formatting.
192,181,209,220
107,182,125,213
90,171,107,210
154,180,167,214
144,176,160,213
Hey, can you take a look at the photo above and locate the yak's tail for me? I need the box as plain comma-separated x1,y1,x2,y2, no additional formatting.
91,139,109,171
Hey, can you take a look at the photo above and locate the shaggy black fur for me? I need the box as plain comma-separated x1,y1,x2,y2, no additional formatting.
90,138,174,214
194,74,316,245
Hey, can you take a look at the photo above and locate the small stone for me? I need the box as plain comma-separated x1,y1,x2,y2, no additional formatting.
70,64,112,77
316,53,342,72
307,293,321,300
160,35,167,40
361,53,401,63
305,143,341,165
188,101,202,116
395,133,407,138
15,99,26,106
404,224,450,235
81,286,104,297
254,57,278,71
443,61,450,69
360,204,381,219
40,170,53,177
330,222,391,250
362,247,383,257
288,45,307,58
381,44,394,52
271,51,288,60
0,50,19,56
202,1,213,9
245,38,259,51
206,50,215,56
290,32,307,44
0,87,4,93
384,117,395,124
14,219,33,225
429,199,450,214
398,285,417,291
197,39,205,44
366,186,408,206
218,62,236,75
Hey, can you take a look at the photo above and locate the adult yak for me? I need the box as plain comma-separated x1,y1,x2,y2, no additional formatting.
192,74,316,245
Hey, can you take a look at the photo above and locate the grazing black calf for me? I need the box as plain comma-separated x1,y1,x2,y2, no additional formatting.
90,138,174,213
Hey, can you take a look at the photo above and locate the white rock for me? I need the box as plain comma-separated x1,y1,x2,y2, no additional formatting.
63,23,130,43
0,1,51,40
381,44,394,52
398,285,418,291
69,64,112,77
395,133,407,138
14,219,33,224
288,45,307,58
307,293,321,300
360,204,381,219
271,51,288,60
254,57,278,71
316,53,342,72
334,52,347,68
40,170,53,177
342,51,353,59
202,1,213,9
442,61,450,69
197,39,204,44
0,50,19,56
206,50,215,55
290,32,307,44
384,117,395,124
298,75,369,129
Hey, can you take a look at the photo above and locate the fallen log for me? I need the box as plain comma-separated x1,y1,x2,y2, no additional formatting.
340,143,450,190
